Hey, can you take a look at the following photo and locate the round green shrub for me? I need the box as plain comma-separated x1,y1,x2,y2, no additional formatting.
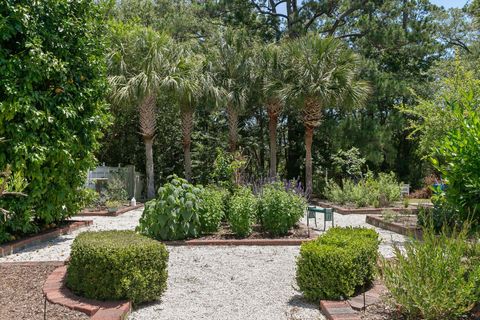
227,187,257,237
198,186,226,234
137,175,203,241
296,227,379,301
66,230,168,304
258,182,306,236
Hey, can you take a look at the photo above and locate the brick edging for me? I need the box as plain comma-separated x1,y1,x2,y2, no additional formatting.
43,266,131,320
164,237,315,246
0,261,66,267
320,283,386,320
0,220,93,258
312,200,418,215
366,215,423,238
77,204,144,217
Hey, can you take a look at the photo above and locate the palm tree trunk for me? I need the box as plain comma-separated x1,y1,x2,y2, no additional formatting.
181,107,194,181
304,125,314,198
138,94,157,200
267,100,281,178
144,137,155,199
227,103,238,153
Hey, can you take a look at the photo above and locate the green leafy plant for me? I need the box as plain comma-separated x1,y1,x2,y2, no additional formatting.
324,171,402,208
66,230,168,305
296,227,379,301
79,188,100,209
382,209,399,223
105,199,122,209
106,173,128,202
198,186,226,234
227,187,257,237
382,224,480,320
258,182,306,236
137,175,203,240
0,0,109,234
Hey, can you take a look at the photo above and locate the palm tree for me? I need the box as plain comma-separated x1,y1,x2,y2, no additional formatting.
281,35,370,197
208,28,253,153
259,43,285,178
164,47,209,181
107,22,172,199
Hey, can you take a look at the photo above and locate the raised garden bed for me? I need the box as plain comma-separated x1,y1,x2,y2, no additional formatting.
312,200,418,215
77,203,143,217
366,214,422,238
0,220,92,257
165,222,318,246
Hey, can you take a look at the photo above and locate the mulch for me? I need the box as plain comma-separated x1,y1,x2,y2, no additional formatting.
0,263,89,320
196,222,314,240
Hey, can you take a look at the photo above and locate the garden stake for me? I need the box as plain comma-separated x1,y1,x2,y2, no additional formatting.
44,295,47,320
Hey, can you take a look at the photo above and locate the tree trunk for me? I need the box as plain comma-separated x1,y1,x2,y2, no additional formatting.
181,108,194,181
267,99,281,179
144,137,155,199
304,126,314,198
227,103,238,153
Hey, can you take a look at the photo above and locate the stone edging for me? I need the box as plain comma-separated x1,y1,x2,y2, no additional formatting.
366,215,422,238
313,200,418,215
0,220,93,258
320,283,386,320
77,204,144,217
165,238,315,246
43,265,131,320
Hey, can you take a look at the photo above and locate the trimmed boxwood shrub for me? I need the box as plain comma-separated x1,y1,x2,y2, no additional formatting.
258,182,306,236
66,230,168,304
296,227,379,301
227,187,257,237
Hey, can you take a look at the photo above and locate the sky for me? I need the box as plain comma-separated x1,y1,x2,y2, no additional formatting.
431,0,469,8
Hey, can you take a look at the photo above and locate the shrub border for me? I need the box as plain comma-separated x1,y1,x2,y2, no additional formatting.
43,265,131,320
313,200,418,215
0,220,93,257
77,204,144,217
366,215,422,239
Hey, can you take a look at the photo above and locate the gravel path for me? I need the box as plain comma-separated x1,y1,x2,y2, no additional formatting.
0,209,407,320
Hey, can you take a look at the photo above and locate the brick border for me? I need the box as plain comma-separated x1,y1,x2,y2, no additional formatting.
0,220,93,258
366,215,422,238
164,237,316,246
312,200,418,215
320,283,386,320
77,204,144,217
43,265,131,320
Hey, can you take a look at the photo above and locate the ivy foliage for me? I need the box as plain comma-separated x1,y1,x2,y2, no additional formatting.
0,0,109,239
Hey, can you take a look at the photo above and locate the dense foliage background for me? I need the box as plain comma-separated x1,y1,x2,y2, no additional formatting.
0,0,108,241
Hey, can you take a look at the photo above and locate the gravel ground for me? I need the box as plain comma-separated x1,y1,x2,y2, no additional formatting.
131,246,324,320
0,209,407,320
0,264,89,320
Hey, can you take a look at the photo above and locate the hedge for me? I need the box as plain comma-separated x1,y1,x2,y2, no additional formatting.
296,227,379,301
66,230,168,304
0,0,109,243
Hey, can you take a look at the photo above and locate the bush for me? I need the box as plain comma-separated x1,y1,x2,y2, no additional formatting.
324,171,402,208
296,227,379,301
0,0,109,235
106,173,128,202
198,186,226,234
382,225,480,319
258,182,306,236
137,175,203,241
79,188,99,209
66,230,168,304
227,187,257,237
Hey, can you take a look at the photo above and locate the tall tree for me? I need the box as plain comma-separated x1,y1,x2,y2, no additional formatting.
209,28,254,153
107,22,172,199
165,47,211,181
259,43,285,178
281,35,370,196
